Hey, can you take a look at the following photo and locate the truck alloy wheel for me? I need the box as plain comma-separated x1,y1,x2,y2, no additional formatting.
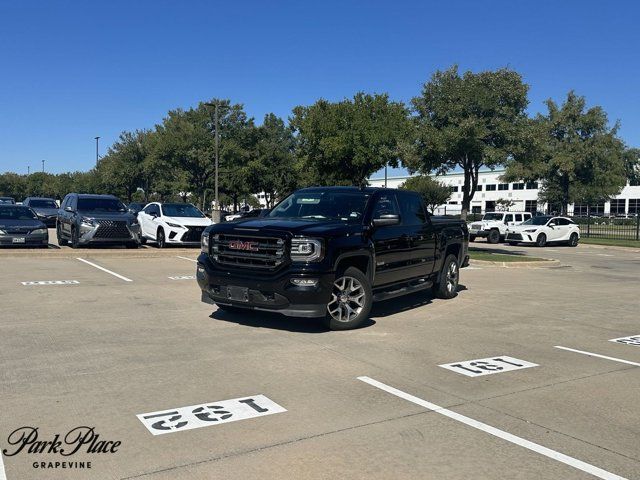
325,267,372,330
488,229,500,244
445,260,459,295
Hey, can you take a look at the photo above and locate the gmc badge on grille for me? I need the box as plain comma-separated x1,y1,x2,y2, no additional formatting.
228,240,259,251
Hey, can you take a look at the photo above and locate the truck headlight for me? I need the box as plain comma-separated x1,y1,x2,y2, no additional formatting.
80,216,96,227
291,237,323,262
201,233,210,253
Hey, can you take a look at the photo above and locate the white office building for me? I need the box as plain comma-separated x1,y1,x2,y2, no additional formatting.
368,169,640,216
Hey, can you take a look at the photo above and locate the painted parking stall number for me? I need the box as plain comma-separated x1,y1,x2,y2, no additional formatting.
440,356,538,377
610,335,640,346
137,395,286,435
21,280,80,286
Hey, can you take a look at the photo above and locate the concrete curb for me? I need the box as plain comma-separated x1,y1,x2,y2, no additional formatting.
470,258,561,268
580,243,640,253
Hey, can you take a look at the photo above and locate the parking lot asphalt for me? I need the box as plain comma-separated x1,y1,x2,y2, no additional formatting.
0,240,639,479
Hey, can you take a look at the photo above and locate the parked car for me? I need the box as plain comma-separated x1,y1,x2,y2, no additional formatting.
505,216,580,247
468,211,532,243
22,197,59,227
56,193,141,248
0,205,48,247
197,186,469,330
0,197,16,204
138,202,212,248
223,209,266,222
127,202,147,216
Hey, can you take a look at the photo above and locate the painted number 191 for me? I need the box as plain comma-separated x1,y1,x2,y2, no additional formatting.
440,356,538,377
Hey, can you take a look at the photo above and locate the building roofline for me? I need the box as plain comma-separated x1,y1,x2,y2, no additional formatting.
369,169,507,181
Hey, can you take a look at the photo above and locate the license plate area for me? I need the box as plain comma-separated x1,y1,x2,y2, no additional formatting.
12,237,26,243
227,286,249,302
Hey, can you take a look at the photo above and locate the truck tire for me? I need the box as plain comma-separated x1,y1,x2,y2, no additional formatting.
469,235,476,242
325,266,372,331
70,227,80,249
433,254,459,299
487,229,500,244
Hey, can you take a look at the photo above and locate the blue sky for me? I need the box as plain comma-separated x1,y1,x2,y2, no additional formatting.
0,0,638,175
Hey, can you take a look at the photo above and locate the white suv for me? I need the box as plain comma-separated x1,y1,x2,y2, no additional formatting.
468,211,532,243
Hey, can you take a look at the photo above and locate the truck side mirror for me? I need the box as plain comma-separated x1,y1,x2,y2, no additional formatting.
372,214,400,227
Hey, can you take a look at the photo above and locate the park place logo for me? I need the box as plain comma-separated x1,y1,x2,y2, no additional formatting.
2,426,121,471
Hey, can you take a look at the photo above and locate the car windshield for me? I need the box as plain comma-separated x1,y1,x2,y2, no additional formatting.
269,191,370,222
77,198,127,212
0,198,15,204
29,199,57,208
521,216,552,226
162,203,205,218
482,213,504,221
0,206,37,220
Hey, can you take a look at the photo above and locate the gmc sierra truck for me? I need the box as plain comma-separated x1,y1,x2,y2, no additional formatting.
197,187,469,330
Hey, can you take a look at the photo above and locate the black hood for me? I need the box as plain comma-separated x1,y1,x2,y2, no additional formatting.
213,218,363,237
32,207,59,216
0,218,46,230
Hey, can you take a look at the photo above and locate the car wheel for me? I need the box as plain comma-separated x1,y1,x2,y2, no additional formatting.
469,235,476,242
536,233,547,247
487,229,500,244
433,254,459,299
569,232,579,247
70,227,80,249
157,228,166,248
325,266,372,331
57,224,68,246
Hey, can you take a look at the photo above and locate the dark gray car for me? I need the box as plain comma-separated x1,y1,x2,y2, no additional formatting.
23,197,59,227
0,205,48,247
0,197,16,205
56,193,141,248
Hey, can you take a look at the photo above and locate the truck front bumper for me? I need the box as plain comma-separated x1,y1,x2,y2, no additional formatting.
197,253,334,318
469,229,488,238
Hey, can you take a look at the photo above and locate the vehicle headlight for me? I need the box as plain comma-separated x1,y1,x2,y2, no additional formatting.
523,229,538,233
80,216,96,227
291,237,323,262
201,232,210,253
166,222,183,228
0,229,6,235
30,228,47,235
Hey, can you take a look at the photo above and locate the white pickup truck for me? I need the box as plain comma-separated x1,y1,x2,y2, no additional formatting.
468,211,532,243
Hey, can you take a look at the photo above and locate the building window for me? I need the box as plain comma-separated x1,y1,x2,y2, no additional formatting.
525,200,537,214
575,203,605,216
512,183,525,190
629,199,640,215
475,184,482,191
591,203,605,216
498,183,509,191
610,199,626,216
485,201,496,212
472,206,482,214
486,184,497,191
573,204,588,216
449,186,459,193
526,182,539,189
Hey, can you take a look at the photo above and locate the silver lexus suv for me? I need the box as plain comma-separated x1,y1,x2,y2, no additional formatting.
56,193,141,248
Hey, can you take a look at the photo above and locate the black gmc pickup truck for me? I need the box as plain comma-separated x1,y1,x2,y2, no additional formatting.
197,187,469,330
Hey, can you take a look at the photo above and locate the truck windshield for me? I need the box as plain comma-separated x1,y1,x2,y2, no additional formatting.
269,191,370,223
162,203,205,218
77,198,127,212
482,213,504,221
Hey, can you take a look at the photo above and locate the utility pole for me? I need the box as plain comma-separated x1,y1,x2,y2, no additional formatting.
42,160,45,173
204,102,225,222
384,163,388,188
94,136,100,166
27,165,30,175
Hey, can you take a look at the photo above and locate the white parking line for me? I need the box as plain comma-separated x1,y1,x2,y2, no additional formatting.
597,254,613,257
554,346,640,367
76,258,133,282
358,376,628,480
0,451,6,480
176,256,197,263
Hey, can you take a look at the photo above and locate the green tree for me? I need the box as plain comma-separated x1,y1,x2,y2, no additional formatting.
623,147,640,186
245,113,298,208
399,175,451,213
407,66,530,219
291,93,411,186
504,91,627,213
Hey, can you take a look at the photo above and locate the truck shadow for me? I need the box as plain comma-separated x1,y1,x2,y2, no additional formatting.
209,310,376,333
370,283,467,318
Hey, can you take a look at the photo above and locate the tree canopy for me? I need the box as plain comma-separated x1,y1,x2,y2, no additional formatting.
399,175,451,213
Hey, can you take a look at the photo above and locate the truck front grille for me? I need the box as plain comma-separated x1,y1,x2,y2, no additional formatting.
210,234,285,269
94,220,131,239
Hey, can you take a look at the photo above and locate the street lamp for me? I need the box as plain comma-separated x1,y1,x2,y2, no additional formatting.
95,136,100,167
204,102,227,222
42,159,45,173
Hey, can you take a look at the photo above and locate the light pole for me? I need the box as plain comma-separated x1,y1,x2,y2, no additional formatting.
95,136,100,166
27,165,30,175
384,163,388,188
42,160,45,173
204,102,225,221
